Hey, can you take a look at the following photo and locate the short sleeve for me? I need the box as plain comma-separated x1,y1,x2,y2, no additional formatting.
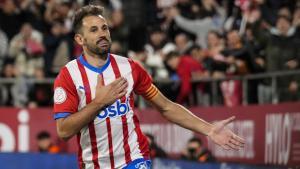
53,67,79,119
129,59,157,99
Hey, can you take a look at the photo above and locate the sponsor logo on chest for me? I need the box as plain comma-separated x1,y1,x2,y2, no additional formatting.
97,98,131,119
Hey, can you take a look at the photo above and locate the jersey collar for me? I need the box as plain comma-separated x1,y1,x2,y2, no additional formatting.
78,53,111,73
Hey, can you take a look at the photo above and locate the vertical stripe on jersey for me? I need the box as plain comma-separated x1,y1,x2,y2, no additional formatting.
106,118,115,168
77,134,83,169
110,55,132,164
65,61,85,167
100,73,115,169
128,59,150,159
132,115,149,159
77,60,100,169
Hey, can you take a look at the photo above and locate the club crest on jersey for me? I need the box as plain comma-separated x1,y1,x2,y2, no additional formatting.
97,98,130,119
54,87,67,104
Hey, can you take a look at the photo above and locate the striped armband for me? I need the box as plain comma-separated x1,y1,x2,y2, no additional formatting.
143,84,159,100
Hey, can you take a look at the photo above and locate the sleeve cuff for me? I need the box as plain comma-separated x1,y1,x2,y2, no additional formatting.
54,112,71,120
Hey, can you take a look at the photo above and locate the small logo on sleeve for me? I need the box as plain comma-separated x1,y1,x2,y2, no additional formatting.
54,87,67,104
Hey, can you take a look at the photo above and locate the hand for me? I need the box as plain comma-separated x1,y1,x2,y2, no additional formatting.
207,116,245,150
93,75,128,106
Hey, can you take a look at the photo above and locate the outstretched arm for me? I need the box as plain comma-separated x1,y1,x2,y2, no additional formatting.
148,85,245,150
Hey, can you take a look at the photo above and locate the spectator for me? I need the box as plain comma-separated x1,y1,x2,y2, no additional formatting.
36,131,60,153
0,59,15,106
144,27,176,79
8,23,44,77
0,27,8,71
43,21,70,77
109,9,129,54
219,30,255,106
174,33,193,55
181,137,215,162
165,51,208,105
169,0,226,48
203,31,227,78
27,67,52,108
252,15,300,102
18,0,48,33
0,0,23,40
0,58,28,107
145,133,167,159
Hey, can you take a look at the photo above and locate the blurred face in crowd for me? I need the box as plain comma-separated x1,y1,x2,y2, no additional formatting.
207,32,220,47
175,34,188,51
21,23,33,40
37,137,51,152
3,0,16,13
227,30,241,48
167,56,180,70
150,31,165,47
75,15,112,57
278,7,291,19
187,141,202,158
110,41,122,54
190,47,204,61
276,17,291,36
111,10,124,27
51,22,63,36
3,64,15,78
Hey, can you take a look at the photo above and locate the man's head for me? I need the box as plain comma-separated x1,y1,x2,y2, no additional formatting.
276,15,291,36
73,5,112,57
226,30,241,49
175,33,189,52
186,137,203,159
36,131,52,152
165,51,180,70
207,31,222,47
149,27,166,48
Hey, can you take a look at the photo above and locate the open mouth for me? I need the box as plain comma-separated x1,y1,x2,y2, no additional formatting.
97,39,109,47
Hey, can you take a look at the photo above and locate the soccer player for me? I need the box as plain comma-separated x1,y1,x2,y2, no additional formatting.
53,5,245,169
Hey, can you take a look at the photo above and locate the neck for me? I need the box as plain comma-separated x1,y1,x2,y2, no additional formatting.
83,50,108,68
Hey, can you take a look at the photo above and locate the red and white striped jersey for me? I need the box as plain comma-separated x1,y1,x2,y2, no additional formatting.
53,54,158,169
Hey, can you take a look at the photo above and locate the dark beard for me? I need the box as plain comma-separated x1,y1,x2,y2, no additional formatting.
84,39,111,58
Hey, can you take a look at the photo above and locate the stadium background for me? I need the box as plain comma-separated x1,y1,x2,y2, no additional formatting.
0,0,299,168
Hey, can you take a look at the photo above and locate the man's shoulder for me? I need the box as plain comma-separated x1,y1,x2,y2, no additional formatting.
110,53,131,62
55,58,78,78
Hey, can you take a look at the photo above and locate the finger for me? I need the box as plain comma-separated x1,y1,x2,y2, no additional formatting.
117,89,127,99
223,116,235,126
225,142,238,151
222,144,231,150
229,138,244,148
115,77,127,88
111,77,125,86
96,74,104,88
232,134,246,145
115,80,128,93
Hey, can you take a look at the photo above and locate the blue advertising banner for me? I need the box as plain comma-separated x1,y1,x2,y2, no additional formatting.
152,158,288,169
0,154,290,169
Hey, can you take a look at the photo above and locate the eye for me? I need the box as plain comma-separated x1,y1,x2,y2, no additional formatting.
90,27,98,32
102,25,108,31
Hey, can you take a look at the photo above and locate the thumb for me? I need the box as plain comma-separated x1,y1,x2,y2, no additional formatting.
223,116,235,126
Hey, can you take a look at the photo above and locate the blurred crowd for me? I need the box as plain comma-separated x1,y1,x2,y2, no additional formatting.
0,0,300,107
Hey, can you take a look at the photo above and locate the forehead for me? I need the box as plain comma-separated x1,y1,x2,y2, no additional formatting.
82,15,107,28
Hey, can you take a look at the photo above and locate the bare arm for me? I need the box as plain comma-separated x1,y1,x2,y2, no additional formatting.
149,88,213,135
56,76,128,140
148,85,245,150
